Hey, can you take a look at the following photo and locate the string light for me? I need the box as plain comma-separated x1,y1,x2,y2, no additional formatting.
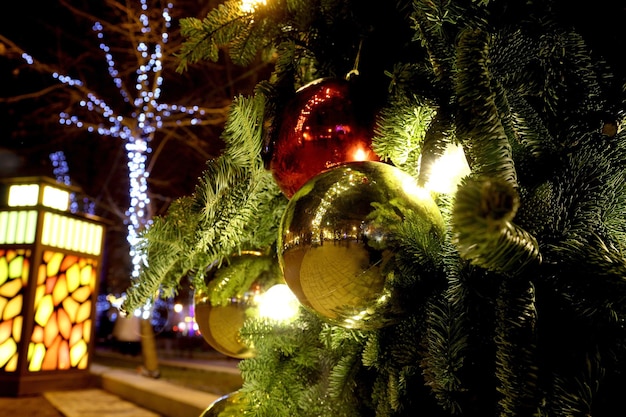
16,1,210,286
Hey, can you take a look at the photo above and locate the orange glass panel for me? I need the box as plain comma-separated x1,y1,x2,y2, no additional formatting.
0,338,17,369
37,264,47,285
28,342,46,371
52,275,69,306
41,336,61,371
31,325,44,343
62,297,79,322
0,296,7,317
0,278,22,298
69,323,83,347
45,275,57,295
83,319,92,343
46,252,64,277
58,340,70,370
0,320,11,344
66,263,80,293
34,285,45,310
78,355,88,369
76,300,92,323
80,264,93,287
1,279,23,299
34,294,54,326
3,294,22,320
0,257,7,286
60,255,78,273
5,354,18,372
69,339,87,367
43,311,59,347
43,251,54,263
8,256,23,279
72,286,91,303
13,316,22,342
57,308,72,339
21,256,29,285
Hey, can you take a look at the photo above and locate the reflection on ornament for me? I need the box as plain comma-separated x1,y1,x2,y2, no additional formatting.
200,390,245,417
270,78,380,198
278,161,444,329
194,252,284,359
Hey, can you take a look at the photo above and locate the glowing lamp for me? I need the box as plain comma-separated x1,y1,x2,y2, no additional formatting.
0,177,106,396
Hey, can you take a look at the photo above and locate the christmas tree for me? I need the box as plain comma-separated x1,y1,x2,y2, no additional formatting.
122,0,626,415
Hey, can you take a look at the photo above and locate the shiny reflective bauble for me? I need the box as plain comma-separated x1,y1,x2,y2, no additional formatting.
270,77,380,198
200,390,245,417
278,161,444,329
194,290,253,359
194,253,282,359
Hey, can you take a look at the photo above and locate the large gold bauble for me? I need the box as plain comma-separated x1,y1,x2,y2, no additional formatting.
278,161,444,329
194,252,282,359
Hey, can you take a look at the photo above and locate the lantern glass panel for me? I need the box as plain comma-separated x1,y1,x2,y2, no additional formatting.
42,186,69,211
8,185,39,207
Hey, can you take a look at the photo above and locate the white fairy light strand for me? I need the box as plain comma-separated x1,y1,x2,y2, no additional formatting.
14,0,216,284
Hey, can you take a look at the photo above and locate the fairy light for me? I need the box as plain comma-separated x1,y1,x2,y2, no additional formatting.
424,143,471,194
240,0,266,13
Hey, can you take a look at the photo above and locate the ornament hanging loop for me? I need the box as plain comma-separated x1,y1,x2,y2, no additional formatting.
345,39,363,81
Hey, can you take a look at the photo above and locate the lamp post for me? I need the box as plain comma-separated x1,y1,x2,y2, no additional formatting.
0,177,106,396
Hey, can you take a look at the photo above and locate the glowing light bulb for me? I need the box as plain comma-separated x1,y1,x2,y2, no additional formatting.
425,143,471,194
241,0,266,13
258,284,300,322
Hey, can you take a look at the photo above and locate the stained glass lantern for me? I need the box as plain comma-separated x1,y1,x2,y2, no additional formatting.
0,177,106,396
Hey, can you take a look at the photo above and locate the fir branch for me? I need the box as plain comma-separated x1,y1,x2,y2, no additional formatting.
206,254,282,306
190,156,284,288
540,355,602,416
238,312,363,417
421,299,467,414
452,177,542,274
177,1,255,70
121,196,200,312
372,94,435,169
122,94,286,312
410,0,463,81
494,279,539,416
455,28,518,187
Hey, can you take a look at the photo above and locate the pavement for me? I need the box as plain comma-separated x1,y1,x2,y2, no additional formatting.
0,348,242,417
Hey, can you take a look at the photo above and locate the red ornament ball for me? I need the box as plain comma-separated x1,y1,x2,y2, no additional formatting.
269,77,380,198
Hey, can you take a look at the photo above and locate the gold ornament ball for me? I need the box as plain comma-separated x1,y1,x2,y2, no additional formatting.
200,390,245,417
194,252,283,359
278,161,444,329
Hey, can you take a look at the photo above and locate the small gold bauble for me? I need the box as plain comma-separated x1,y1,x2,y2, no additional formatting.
194,252,282,359
278,161,444,329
